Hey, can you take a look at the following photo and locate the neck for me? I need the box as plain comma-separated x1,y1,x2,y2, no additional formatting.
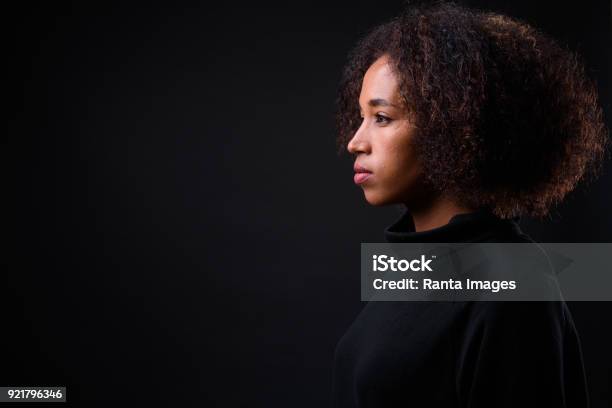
406,196,477,232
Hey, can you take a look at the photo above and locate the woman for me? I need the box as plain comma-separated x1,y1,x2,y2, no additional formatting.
332,2,608,407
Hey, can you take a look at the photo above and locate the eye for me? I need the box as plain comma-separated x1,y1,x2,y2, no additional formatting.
375,113,391,124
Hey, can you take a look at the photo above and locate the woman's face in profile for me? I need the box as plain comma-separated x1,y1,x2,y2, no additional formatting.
347,54,422,206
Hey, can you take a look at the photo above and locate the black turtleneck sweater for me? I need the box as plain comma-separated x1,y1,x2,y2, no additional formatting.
332,209,589,407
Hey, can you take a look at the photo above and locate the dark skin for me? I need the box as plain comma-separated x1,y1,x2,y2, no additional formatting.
347,54,476,232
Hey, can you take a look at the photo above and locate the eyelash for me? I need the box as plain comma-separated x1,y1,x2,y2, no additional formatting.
359,113,392,124
375,114,391,124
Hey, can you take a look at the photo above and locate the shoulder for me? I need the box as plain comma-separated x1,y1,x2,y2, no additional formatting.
459,301,567,343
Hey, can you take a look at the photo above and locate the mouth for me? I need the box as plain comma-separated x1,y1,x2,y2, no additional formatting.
353,163,373,185
354,172,372,184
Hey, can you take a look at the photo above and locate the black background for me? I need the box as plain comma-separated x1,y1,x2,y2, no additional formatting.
6,1,611,407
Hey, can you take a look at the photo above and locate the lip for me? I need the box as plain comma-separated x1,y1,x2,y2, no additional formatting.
353,163,371,173
353,163,373,185
354,172,372,184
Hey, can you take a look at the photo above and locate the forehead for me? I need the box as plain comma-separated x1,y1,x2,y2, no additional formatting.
359,55,401,105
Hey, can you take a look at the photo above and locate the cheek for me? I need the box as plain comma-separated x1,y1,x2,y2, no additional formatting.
378,138,416,178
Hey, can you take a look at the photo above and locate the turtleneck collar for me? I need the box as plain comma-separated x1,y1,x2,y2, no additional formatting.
384,208,531,243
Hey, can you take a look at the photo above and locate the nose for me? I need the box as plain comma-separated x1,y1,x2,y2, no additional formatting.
347,121,370,155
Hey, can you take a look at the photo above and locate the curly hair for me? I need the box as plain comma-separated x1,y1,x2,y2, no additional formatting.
335,1,609,218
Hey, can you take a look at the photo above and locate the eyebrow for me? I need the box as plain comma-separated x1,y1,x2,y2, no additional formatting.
365,98,400,108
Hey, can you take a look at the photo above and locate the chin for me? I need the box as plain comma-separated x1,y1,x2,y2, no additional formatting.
363,191,394,206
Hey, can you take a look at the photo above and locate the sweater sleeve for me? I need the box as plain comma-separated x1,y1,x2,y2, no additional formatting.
455,301,586,408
